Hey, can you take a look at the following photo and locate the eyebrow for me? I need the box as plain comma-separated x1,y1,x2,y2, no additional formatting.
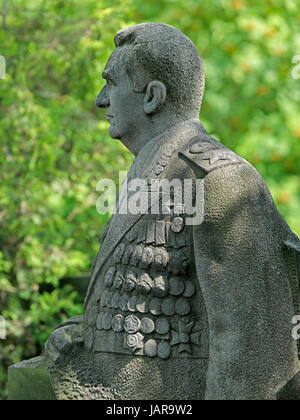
102,70,109,79
102,70,116,83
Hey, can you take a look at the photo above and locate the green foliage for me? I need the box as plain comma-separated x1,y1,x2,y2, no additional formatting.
0,0,299,400
0,0,134,399
134,0,300,234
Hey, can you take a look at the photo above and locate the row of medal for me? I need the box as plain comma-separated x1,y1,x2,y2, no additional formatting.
124,216,187,249
99,290,192,318
103,266,196,299
96,313,172,358
94,313,202,359
112,242,190,275
96,313,170,336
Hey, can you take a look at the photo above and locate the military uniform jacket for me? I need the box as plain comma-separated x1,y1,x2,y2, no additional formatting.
83,119,300,400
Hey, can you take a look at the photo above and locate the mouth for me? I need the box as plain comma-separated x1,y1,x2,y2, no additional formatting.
106,115,114,124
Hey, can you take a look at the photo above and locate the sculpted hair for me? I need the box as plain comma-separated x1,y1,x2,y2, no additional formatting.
114,23,205,118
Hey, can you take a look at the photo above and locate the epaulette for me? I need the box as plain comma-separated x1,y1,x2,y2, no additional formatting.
179,134,244,175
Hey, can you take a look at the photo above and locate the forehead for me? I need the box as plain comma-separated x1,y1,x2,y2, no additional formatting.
102,48,128,81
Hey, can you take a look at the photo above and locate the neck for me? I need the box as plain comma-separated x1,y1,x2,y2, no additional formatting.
120,114,192,156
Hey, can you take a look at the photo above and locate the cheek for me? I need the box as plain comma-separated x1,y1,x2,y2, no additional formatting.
111,91,127,111
126,94,144,116
110,86,144,122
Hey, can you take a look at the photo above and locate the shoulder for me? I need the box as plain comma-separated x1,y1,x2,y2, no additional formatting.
178,132,246,176
177,130,272,214
178,131,268,194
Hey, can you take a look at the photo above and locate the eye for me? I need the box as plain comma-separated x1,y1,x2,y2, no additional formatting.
106,77,115,86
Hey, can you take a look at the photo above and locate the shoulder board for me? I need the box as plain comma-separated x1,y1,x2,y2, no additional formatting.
179,135,244,175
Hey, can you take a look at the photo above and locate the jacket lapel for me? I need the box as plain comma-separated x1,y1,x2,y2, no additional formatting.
84,193,161,308
84,119,205,308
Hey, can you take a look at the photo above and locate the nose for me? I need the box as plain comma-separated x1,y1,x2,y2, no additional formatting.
95,85,110,108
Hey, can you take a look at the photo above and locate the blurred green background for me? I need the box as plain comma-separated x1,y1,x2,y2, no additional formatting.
0,0,299,399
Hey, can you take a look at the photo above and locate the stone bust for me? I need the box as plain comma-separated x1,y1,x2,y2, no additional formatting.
9,23,300,400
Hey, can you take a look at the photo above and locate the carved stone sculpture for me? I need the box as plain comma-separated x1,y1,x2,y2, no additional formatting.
9,23,300,400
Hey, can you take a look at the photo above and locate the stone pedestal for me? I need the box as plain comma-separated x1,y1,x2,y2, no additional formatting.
8,357,56,401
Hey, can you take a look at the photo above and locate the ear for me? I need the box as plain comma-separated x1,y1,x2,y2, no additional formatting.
144,81,167,115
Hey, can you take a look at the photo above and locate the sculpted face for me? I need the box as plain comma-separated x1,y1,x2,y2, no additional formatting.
95,49,144,141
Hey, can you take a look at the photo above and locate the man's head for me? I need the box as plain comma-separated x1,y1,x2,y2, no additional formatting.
96,23,205,150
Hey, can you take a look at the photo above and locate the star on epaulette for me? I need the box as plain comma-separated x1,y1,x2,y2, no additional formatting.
200,149,235,165
189,141,214,154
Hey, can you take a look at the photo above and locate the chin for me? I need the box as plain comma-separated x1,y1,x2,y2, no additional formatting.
108,126,121,140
